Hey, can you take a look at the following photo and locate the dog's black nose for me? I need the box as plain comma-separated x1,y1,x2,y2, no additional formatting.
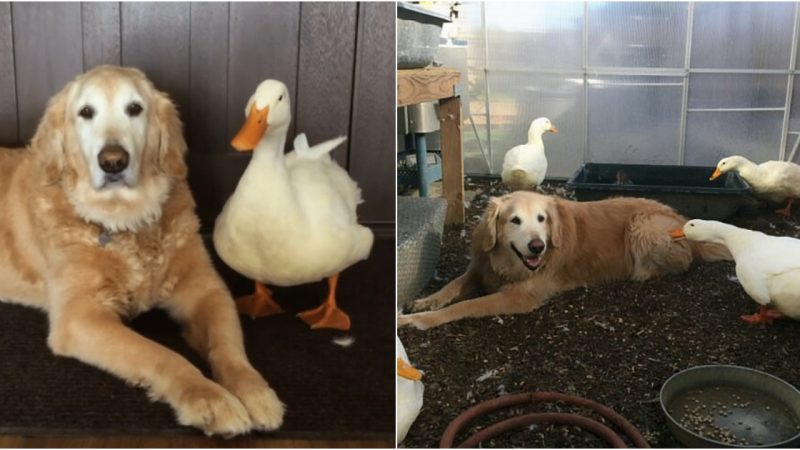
528,238,545,255
98,145,129,174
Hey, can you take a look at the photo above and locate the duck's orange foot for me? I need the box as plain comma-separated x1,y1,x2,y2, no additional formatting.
741,306,783,325
237,282,283,319
297,302,351,331
776,199,794,217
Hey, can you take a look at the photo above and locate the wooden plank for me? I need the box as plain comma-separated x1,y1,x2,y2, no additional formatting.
295,2,357,167
188,2,228,153
348,2,396,225
227,2,300,148
397,67,461,107
0,2,17,145
439,96,465,225
121,2,190,122
12,2,83,142
82,2,120,69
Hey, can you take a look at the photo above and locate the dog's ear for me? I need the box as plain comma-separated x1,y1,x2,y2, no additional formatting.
546,198,563,248
480,196,504,251
154,91,188,180
30,86,70,185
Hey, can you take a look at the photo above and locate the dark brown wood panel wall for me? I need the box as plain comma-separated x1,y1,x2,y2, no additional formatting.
0,2,395,229
349,2,396,225
0,3,16,144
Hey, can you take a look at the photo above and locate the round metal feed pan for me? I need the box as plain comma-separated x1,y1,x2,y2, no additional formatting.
660,365,800,447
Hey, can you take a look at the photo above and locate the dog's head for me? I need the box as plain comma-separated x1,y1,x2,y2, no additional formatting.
478,191,563,272
31,65,187,232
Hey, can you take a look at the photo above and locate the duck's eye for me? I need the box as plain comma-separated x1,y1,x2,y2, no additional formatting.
278,94,283,102
78,105,95,120
538,214,545,223
510,216,521,225
126,102,143,117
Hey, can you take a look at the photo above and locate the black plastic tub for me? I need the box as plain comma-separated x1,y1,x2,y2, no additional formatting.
566,163,752,220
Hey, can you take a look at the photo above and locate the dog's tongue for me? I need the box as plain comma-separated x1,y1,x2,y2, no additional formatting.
525,256,540,267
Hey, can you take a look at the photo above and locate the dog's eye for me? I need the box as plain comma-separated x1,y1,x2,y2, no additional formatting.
78,106,95,120
510,216,521,225
538,214,545,223
126,102,143,117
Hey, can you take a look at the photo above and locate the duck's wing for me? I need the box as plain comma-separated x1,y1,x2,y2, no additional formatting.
293,135,347,160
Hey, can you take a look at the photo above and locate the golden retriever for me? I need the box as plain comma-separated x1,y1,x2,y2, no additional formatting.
398,191,731,329
0,66,283,436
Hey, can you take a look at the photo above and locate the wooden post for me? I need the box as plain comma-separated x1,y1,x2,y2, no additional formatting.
439,96,464,225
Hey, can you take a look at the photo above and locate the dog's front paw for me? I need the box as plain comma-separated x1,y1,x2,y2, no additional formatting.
223,369,285,432
409,296,442,313
398,313,433,330
173,379,253,437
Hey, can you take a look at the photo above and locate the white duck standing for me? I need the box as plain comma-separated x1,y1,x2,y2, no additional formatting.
501,117,557,191
396,337,423,444
670,219,800,324
213,79,374,330
710,156,800,217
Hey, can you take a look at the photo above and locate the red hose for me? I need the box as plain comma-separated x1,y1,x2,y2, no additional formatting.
440,392,650,448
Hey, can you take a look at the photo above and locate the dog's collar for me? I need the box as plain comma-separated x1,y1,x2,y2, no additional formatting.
99,228,113,247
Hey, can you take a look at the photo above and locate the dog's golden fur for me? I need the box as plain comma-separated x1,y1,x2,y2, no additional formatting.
398,191,731,329
0,66,283,435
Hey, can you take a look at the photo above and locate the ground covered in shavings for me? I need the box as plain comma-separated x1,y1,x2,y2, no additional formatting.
399,177,800,448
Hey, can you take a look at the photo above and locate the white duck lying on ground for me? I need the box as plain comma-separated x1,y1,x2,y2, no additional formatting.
710,156,800,217
396,337,423,444
213,79,374,331
670,219,800,324
501,117,557,191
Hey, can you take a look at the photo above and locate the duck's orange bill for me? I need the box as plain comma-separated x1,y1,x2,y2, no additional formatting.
550,126,558,134
709,168,722,181
231,105,269,152
670,228,686,240
397,357,422,381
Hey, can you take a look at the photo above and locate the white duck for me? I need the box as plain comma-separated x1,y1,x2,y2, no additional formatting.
396,337,423,444
710,156,800,217
213,79,374,331
501,117,557,191
671,219,800,324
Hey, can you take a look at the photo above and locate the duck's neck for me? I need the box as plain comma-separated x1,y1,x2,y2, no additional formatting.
527,130,544,149
232,125,302,223
713,223,759,257
250,127,288,166
734,159,759,180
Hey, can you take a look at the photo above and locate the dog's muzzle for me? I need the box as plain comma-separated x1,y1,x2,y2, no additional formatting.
98,144,131,188
511,238,546,271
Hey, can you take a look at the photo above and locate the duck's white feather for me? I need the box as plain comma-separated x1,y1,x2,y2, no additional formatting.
214,125,373,287
396,337,423,444
683,220,800,318
500,117,554,191
717,156,800,203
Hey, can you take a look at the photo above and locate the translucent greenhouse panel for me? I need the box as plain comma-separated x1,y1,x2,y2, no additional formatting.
485,2,583,71
684,111,783,165
587,76,683,165
688,74,787,109
786,133,800,163
451,2,491,174
691,2,795,69
487,71,584,178
588,2,688,68
790,76,800,132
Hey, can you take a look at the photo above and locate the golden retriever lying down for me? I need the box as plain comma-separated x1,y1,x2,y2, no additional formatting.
398,191,731,330
0,66,283,436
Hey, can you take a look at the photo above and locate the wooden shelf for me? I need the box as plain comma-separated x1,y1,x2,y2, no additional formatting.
397,67,461,107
